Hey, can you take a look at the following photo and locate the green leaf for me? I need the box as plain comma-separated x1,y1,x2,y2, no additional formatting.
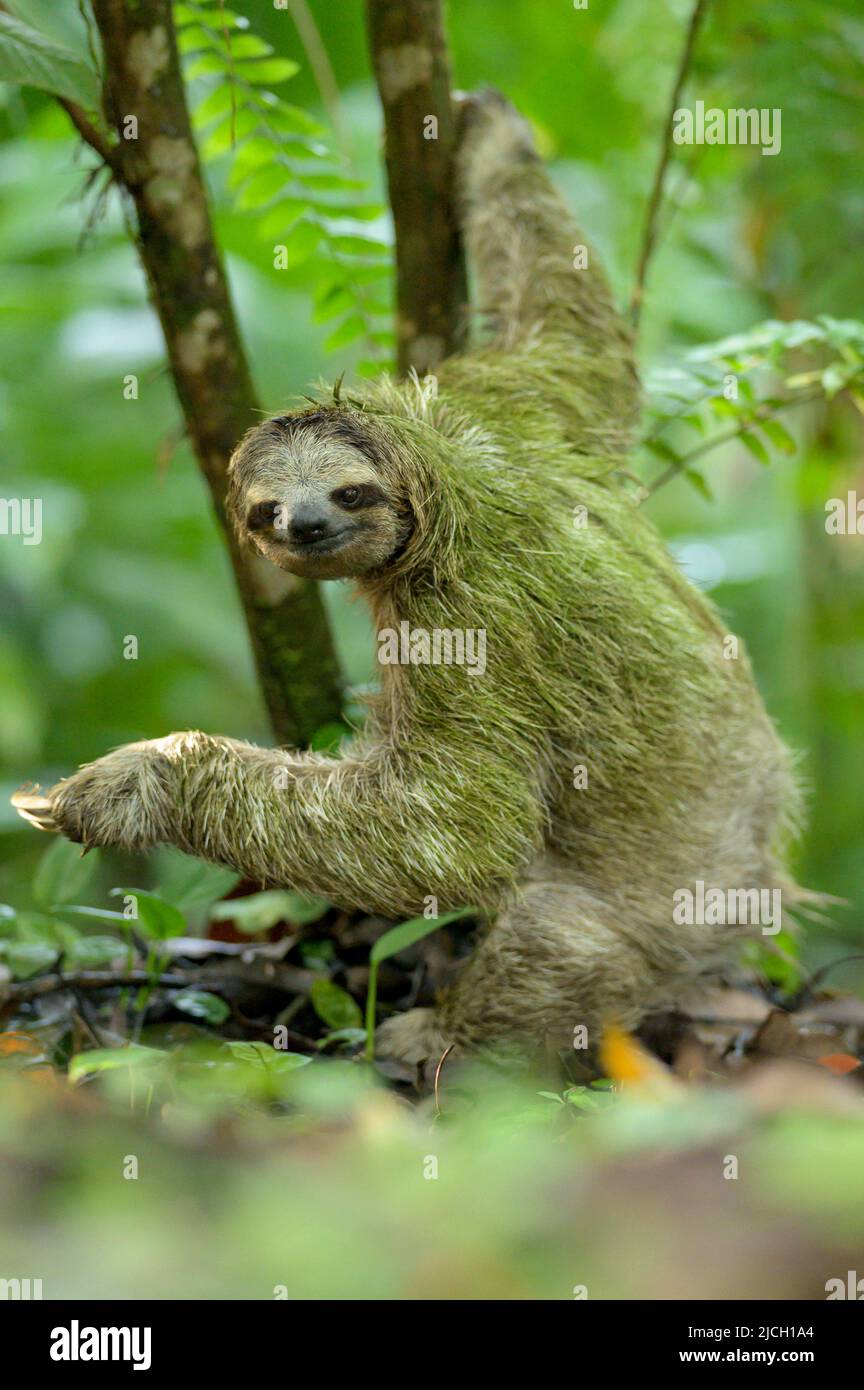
680,413,705,435
225,1041,311,1071
175,4,247,30
301,172,367,192
0,940,57,979
684,468,713,501
176,22,214,56
228,135,277,183
182,30,271,60
235,57,299,85
184,51,231,79
200,112,254,158
274,218,321,265
312,287,356,324
324,314,367,353
152,848,240,912
310,978,362,1031
317,1027,367,1051
308,721,349,752
299,939,335,970
371,908,475,965
327,234,390,258
335,203,385,223
33,837,100,909
759,418,797,454
193,84,238,123
0,12,100,108
822,361,859,399
256,198,310,239
220,34,273,60
357,358,392,378
12,910,65,944
109,889,186,940
236,164,294,210
55,905,129,925
210,889,329,934
645,438,680,465
265,104,328,138
739,431,771,465
64,935,126,969
564,1087,606,1112
365,909,474,1060
68,1045,167,1084
173,989,230,1025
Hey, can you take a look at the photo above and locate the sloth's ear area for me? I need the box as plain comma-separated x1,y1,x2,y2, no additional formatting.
369,419,469,585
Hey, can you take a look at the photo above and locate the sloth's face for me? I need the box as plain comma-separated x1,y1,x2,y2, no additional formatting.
228,412,412,579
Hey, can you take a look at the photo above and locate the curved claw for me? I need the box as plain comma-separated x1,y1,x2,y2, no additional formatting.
10,787,59,833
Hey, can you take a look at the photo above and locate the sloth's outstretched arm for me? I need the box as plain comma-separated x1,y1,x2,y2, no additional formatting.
45,732,543,917
454,90,640,451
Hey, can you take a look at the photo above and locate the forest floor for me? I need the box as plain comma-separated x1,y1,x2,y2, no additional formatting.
2,852,864,1299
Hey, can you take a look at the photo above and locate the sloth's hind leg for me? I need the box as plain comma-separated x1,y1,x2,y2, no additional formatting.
376,879,667,1068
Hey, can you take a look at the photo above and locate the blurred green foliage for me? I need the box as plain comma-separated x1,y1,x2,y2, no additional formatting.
0,0,862,982
1,1057,863,1299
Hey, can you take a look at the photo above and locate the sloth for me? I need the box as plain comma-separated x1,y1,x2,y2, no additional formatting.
17,92,802,1066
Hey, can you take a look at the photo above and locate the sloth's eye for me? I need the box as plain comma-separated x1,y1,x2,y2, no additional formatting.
337,486,362,508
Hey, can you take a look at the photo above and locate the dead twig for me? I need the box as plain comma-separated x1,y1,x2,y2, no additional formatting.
629,0,711,330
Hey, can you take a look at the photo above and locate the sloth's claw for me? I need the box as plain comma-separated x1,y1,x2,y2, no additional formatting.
11,787,59,833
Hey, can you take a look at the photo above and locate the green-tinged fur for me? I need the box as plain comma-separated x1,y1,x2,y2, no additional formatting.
40,92,803,1064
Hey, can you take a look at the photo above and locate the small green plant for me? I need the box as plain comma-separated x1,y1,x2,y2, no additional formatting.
363,908,475,1060
643,315,864,497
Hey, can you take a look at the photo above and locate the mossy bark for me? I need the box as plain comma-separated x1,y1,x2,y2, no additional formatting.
364,0,467,376
90,0,342,747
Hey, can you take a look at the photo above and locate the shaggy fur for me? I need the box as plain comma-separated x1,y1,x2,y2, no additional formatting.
33,93,802,1064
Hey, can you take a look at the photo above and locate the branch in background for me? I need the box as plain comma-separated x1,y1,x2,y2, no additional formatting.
57,94,118,170
1,959,315,1006
83,0,342,748
364,0,467,376
645,390,821,497
284,0,347,151
629,0,710,330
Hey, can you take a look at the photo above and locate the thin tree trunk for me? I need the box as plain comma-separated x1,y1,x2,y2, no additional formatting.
89,0,342,747
364,0,466,376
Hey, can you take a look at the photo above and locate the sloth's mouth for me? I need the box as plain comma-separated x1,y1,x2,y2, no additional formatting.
287,527,354,555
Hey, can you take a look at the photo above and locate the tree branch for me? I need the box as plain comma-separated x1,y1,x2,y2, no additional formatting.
57,94,119,170
645,391,821,497
1,961,314,1006
364,0,466,376
85,0,342,748
629,0,710,330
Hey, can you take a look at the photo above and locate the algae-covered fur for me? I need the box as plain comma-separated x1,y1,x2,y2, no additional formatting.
37,92,802,1062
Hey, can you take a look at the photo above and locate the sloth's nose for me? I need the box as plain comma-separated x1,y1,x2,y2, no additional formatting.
289,506,332,543
246,500,282,532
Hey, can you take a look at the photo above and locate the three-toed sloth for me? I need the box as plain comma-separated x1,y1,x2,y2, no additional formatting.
30,93,802,1065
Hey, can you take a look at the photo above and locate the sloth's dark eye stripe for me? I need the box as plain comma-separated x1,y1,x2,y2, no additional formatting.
330,483,386,509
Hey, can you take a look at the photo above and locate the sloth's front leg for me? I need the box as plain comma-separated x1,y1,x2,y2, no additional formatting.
44,736,184,852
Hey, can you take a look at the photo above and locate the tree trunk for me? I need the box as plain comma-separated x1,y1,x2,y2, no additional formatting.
364,0,466,376
90,0,343,748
